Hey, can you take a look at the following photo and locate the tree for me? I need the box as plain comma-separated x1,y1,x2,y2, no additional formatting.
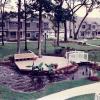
20,0,35,51
65,0,99,39
54,0,64,46
24,0,28,51
47,13,58,40
74,0,99,39
0,0,10,45
54,0,73,44
29,0,54,57
61,8,72,42
47,8,71,43
17,0,21,53
9,11,18,18
38,1,42,57
65,0,85,39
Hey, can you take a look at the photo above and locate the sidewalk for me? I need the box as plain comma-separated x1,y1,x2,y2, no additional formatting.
37,82,100,100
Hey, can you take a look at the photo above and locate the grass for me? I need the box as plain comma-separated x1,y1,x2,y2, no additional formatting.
0,41,55,58
68,94,95,100
86,39,100,46
1,40,100,62
88,51,100,62
0,40,99,58
0,79,94,100
98,71,100,76
59,42,98,50
0,86,36,100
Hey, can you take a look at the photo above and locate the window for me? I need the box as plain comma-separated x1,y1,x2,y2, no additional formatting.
92,25,95,29
10,32,16,38
9,22,17,28
20,22,22,29
82,25,85,29
20,32,22,38
98,32,100,34
0,22,5,27
44,22,49,29
36,23,39,28
88,24,91,30
36,34,39,37
26,23,30,27
26,33,30,37
9,22,22,29
81,32,84,36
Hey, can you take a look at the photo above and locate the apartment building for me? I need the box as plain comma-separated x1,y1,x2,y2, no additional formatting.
46,17,100,40
0,15,100,41
0,16,50,41
75,17,100,39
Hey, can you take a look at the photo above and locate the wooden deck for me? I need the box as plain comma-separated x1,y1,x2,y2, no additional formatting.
14,53,71,71
14,53,38,71
34,56,71,71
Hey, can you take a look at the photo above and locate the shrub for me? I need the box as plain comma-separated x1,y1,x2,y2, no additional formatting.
88,76,100,81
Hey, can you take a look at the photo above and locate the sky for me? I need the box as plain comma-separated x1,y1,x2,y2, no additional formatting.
8,0,100,18
76,7,100,18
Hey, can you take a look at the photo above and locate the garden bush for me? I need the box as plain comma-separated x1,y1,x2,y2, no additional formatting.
88,76,100,81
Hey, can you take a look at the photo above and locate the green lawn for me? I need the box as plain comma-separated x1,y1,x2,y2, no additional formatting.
1,41,100,61
0,41,55,58
86,39,100,46
88,51,100,62
0,79,94,100
0,41,99,58
60,42,98,50
68,94,95,100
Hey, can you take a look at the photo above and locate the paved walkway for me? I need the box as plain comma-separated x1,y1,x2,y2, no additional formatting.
37,82,100,100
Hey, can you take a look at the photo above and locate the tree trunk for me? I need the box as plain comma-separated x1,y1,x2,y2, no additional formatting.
74,5,93,39
1,0,7,46
24,0,28,51
74,13,88,40
38,3,42,57
64,21,67,42
17,0,21,53
1,10,4,46
72,0,75,39
69,21,72,38
57,22,60,46
73,21,75,39
69,0,72,38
